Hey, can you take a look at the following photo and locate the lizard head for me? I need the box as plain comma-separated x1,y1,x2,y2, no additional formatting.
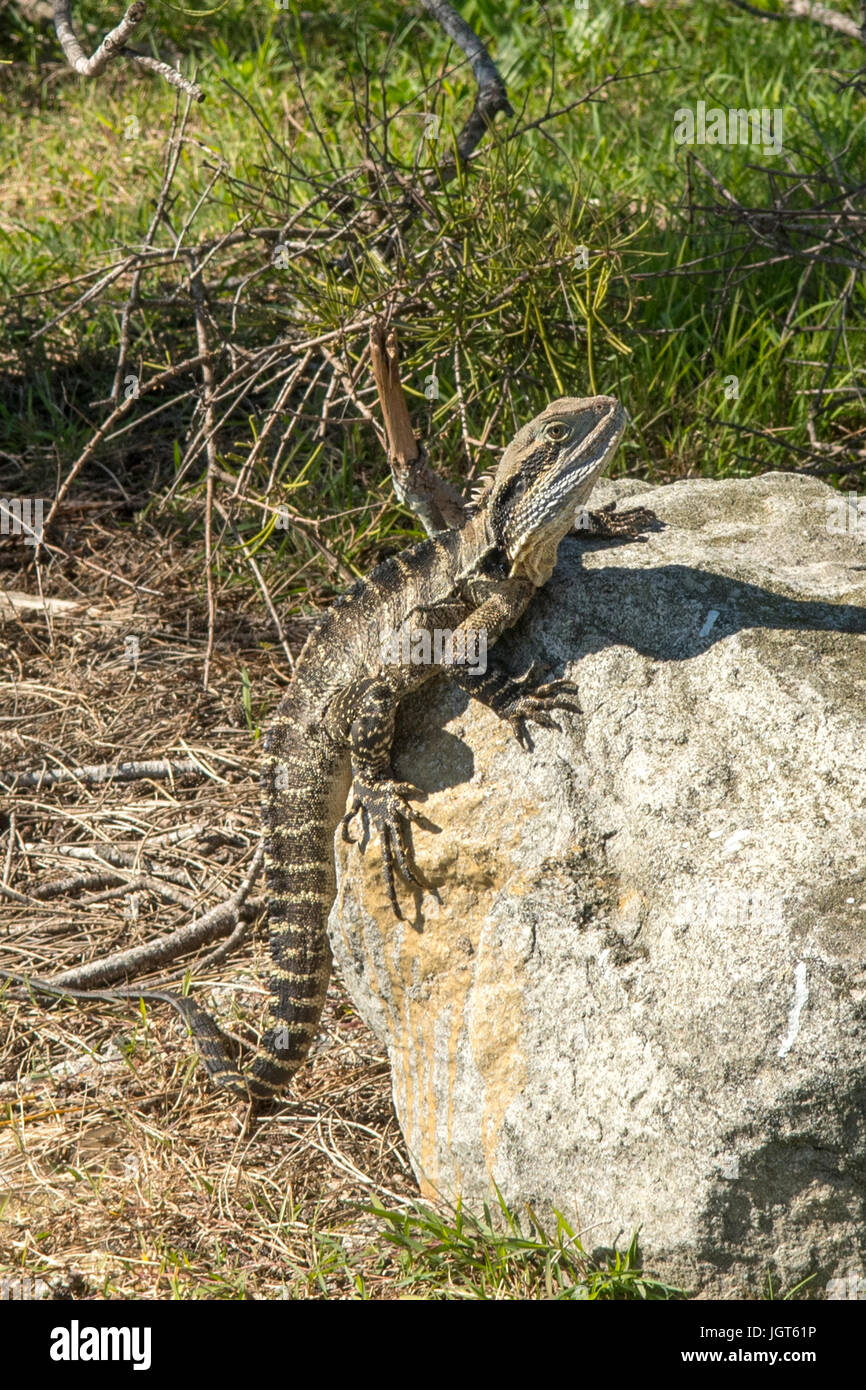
487,395,626,586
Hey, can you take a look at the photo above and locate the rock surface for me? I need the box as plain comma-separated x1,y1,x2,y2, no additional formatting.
328,472,866,1297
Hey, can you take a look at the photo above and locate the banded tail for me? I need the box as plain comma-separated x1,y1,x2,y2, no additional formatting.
175,710,348,1101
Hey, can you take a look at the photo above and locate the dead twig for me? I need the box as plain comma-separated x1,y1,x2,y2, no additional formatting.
417,0,513,168
726,0,866,41
52,0,205,101
0,757,204,792
3,842,264,994
212,499,295,670
189,258,221,690
2,811,15,888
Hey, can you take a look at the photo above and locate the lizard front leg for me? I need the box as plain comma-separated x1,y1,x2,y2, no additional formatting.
444,579,579,750
576,500,660,540
339,582,539,915
338,677,429,919
450,659,581,751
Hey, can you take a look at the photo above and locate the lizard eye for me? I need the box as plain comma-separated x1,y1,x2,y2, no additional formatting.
545,422,571,442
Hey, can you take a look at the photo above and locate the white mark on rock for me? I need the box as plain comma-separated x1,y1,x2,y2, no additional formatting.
778,961,808,1058
699,609,720,637
721,828,751,857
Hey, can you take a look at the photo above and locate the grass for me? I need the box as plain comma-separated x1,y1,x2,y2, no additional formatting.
366,1194,685,1300
3,4,863,522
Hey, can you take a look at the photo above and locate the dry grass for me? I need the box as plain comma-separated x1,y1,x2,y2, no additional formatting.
0,496,417,1300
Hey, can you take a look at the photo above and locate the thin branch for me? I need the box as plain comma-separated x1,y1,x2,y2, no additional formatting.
36,351,210,553
3,843,264,994
127,52,205,101
229,351,313,500
415,0,513,181
798,0,861,35
52,0,205,101
727,0,866,38
212,500,295,671
1,812,15,888
54,0,146,73
189,257,220,690
0,757,203,793
110,103,194,402
418,0,513,161
509,68,659,141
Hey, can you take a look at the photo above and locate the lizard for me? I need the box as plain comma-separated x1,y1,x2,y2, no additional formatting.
179,393,638,1099
2,395,649,1100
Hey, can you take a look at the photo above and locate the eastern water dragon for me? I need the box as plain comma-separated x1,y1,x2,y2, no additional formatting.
7,395,652,1100
189,393,636,1098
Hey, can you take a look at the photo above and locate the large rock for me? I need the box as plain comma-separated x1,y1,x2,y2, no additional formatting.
328,472,866,1297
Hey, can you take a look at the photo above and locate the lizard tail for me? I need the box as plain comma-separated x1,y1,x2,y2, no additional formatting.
171,712,346,1101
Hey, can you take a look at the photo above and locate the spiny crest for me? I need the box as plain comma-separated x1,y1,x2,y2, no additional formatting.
465,464,499,515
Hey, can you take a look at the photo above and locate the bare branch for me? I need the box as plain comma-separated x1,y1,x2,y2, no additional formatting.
189,258,220,690
0,844,264,995
727,0,866,40
52,0,205,101
53,0,145,73
0,757,203,792
212,500,296,671
781,0,865,39
417,0,513,167
126,52,205,100
370,321,467,535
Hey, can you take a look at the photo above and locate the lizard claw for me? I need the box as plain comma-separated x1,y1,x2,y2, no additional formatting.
340,777,428,919
501,674,582,751
578,503,661,541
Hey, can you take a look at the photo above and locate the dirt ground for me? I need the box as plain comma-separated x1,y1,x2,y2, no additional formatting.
0,496,417,1300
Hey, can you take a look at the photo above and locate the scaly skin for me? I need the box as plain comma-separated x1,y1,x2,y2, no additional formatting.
174,395,629,1100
